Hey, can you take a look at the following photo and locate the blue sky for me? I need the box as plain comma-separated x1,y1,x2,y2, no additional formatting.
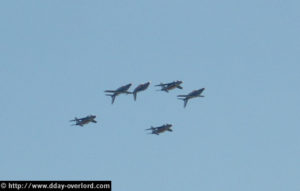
1,1,300,190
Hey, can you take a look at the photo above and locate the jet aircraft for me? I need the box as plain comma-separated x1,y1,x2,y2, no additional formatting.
155,81,183,92
131,81,151,101
105,83,132,104
177,88,205,108
70,115,97,127
146,124,173,135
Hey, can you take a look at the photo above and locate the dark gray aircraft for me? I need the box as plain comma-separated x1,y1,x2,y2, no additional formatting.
177,88,205,108
70,115,97,127
155,81,183,92
131,81,151,101
105,83,132,104
146,124,173,135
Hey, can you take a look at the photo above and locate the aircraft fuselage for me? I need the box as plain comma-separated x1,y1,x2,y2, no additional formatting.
186,88,205,98
133,82,150,93
114,83,132,95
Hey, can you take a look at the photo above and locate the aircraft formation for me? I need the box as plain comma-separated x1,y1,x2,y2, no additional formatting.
70,81,205,135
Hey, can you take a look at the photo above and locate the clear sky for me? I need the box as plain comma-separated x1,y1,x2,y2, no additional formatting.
1,1,300,190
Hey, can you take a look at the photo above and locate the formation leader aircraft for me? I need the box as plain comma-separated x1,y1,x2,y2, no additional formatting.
177,88,205,108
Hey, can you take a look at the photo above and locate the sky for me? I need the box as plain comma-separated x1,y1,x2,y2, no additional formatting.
0,0,300,190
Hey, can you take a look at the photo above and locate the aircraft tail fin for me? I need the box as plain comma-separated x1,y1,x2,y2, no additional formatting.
155,83,164,87
104,90,115,93
183,99,189,108
147,132,158,135
111,95,116,104
178,97,189,108
146,126,155,131
105,93,117,104
133,92,137,101
70,117,79,122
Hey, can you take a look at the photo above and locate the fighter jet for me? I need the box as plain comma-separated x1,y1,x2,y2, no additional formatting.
155,81,183,92
105,83,132,104
131,81,151,101
70,115,97,127
177,88,205,108
146,124,173,135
